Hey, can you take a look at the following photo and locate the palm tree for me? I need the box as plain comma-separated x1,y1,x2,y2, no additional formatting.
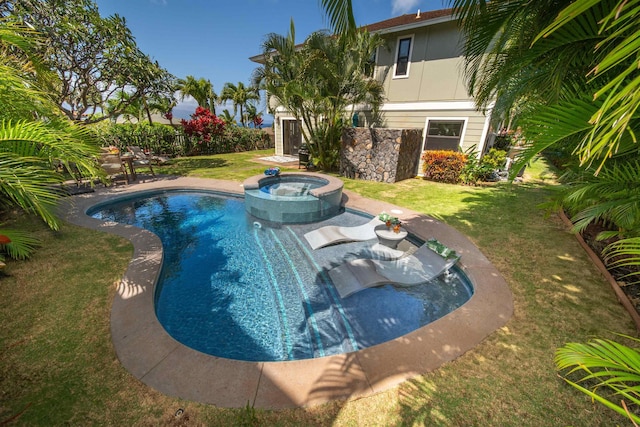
144,94,176,124
0,19,102,237
254,20,384,170
177,75,218,114
219,109,236,126
245,104,263,128
450,0,639,250
219,82,260,127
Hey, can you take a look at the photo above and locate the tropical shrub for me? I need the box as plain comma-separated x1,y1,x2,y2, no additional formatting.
459,147,508,185
482,148,507,171
421,150,468,184
214,126,271,153
181,107,226,154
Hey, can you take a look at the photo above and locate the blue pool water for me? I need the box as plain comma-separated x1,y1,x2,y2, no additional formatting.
90,190,473,362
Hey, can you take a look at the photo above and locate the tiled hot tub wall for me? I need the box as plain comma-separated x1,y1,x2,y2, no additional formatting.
243,173,344,223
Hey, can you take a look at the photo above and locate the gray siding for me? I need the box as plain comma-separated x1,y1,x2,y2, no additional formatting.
377,21,469,103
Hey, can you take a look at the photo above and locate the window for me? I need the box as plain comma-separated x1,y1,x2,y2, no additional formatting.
424,120,465,151
394,36,413,78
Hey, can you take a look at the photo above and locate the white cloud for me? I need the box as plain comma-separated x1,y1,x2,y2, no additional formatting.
391,0,421,15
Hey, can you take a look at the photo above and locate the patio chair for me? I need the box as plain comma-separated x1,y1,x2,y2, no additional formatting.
304,217,384,250
127,145,156,176
99,152,129,184
127,145,168,166
327,242,460,298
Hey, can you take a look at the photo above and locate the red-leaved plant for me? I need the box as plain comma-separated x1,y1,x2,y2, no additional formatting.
181,107,225,144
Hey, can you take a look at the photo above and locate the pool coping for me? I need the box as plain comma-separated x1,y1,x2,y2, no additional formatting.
60,175,513,409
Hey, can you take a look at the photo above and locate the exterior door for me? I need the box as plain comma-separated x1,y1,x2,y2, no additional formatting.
282,119,302,155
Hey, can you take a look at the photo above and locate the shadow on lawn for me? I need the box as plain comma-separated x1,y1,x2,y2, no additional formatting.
384,181,630,425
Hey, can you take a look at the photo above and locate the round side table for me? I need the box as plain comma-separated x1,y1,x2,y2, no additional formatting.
374,224,407,249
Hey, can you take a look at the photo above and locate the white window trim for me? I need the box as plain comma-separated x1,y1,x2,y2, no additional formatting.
393,34,414,79
421,116,469,149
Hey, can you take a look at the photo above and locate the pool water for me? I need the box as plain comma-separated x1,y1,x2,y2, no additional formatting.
90,190,473,362
260,181,318,197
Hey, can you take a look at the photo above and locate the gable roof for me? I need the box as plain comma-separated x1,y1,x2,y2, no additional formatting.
364,8,455,34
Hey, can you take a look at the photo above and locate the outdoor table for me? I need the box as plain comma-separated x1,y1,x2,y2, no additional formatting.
374,224,407,249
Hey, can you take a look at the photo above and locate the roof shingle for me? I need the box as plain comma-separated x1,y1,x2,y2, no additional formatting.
364,8,454,32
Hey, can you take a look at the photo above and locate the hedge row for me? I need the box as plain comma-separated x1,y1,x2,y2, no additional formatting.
93,122,272,157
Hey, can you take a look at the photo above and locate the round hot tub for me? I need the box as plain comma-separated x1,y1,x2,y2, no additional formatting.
243,172,344,223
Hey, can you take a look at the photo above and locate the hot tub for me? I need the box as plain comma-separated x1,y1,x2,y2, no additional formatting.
243,172,344,223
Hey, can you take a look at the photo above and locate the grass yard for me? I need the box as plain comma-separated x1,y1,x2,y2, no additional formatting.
0,150,635,426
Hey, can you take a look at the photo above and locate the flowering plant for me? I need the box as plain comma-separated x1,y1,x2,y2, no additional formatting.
181,107,225,144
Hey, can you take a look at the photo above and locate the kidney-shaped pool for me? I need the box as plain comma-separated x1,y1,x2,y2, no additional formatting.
89,190,473,362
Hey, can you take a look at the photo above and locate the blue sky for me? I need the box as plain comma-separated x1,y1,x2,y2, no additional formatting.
95,0,447,120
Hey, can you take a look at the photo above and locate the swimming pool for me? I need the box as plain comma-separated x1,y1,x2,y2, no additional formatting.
90,190,473,362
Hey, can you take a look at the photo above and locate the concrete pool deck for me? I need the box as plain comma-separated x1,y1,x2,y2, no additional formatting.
60,175,513,409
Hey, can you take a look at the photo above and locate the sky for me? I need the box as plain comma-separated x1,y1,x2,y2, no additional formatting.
95,0,448,120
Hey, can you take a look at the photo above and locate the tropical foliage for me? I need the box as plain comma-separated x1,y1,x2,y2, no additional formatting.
3,0,177,124
254,20,384,170
449,0,640,419
0,18,103,265
219,81,260,127
555,335,640,424
177,75,218,114
94,122,181,156
319,0,356,36
180,107,226,153
421,150,468,184
449,0,640,274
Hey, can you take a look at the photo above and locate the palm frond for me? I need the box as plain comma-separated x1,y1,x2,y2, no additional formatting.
0,227,40,260
319,0,356,36
556,336,640,423
602,237,640,279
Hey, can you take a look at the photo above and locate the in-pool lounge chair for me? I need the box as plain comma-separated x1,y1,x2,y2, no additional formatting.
328,241,460,298
304,217,383,250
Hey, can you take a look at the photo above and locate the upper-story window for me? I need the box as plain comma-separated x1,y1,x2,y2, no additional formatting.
394,35,413,78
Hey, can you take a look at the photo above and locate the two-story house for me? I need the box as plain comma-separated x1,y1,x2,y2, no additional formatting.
252,8,493,176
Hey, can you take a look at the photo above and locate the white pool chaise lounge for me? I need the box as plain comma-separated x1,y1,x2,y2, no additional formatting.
328,243,460,298
304,217,383,250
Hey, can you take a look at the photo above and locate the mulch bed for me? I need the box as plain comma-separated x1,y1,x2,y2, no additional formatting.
580,221,640,316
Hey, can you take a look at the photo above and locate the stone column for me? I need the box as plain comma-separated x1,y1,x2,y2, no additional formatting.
340,128,422,183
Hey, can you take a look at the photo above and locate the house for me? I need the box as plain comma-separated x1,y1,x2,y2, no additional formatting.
251,8,494,177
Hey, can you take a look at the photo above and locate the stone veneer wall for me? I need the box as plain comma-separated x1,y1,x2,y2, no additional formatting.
339,128,423,183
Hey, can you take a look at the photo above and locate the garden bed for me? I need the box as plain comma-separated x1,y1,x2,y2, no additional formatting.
581,222,640,310
566,214,640,329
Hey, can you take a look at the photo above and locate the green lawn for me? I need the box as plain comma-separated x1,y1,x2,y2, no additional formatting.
0,150,635,426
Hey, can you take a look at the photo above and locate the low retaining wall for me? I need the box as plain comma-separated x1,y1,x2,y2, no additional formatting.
340,128,422,183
